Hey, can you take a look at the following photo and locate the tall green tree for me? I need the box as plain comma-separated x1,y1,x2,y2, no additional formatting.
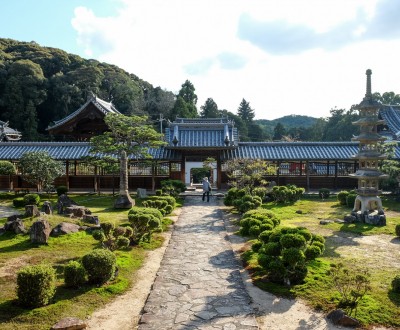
19,151,63,192
273,122,286,140
90,113,164,208
322,107,359,141
173,80,198,118
200,98,219,118
2,59,46,140
373,91,400,105
237,98,255,123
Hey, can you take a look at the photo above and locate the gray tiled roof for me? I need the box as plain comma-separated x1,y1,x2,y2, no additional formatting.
166,117,238,148
221,142,361,161
379,105,400,139
47,96,121,130
0,142,180,161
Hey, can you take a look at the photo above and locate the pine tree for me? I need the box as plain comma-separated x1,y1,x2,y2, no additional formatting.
237,98,255,123
200,98,219,118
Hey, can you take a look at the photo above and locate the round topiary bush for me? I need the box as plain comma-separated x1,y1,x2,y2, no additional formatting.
23,193,40,206
280,234,307,249
268,259,286,284
56,185,68,196
13,197,25,208
64,260,86,288
318,188,331,199
82,249,116,284
258,230,273,243
287,264,308,284
263,242,281,257
248,225,261,237
392,275,400,293
305,245,322,260
395,224,400,237
337,190,349,205
116,236,130,249
251,240,263,252
282,248,305,266
17,264,56,308
312,234,325,244
311,241,325,253
346,194,357,207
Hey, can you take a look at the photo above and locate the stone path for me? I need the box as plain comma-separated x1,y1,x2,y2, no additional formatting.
138,196,259,330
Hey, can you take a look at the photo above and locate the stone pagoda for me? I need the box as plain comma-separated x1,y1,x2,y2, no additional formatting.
347,69,387,225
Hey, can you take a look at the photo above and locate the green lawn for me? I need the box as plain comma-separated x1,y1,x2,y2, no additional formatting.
241,195,400,328
0,193,173,330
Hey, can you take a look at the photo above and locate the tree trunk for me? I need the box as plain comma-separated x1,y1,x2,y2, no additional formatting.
114,150,134,208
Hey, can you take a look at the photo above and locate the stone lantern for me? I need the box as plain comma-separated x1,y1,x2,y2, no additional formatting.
347,69,387,225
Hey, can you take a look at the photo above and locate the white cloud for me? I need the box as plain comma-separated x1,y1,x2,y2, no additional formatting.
71,0,400,120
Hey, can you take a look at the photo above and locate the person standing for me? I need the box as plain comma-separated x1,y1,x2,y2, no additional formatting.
202,177,211,202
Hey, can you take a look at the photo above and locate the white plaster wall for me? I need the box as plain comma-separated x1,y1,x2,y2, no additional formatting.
185,161,217,186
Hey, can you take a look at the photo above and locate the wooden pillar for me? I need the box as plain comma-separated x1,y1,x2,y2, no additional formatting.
277,161,281,186
334,160,338,189
217,153,222,189
94,165,98,192
181,154,185,183
306,161,310,192
65,160,70,190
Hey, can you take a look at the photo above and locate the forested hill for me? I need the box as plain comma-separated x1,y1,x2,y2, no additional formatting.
0,38,175,140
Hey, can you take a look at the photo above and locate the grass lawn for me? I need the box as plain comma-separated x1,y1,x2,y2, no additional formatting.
0,193,176,330
241,195,400,328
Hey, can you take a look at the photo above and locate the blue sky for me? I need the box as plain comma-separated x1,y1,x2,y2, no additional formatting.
1,0,399,120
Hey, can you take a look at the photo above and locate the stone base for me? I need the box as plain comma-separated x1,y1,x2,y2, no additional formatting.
345,210,386,226
114,193,135,209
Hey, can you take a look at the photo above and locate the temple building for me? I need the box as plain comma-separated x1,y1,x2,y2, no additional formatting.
0,72,400,192
0,121,21,142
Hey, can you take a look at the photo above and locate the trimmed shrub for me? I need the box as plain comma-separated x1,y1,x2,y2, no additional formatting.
257,254,275,269
243,209,280,227
392,275,400,293
160,179,186,196
346,193,357,208
311,242,325,253
259,230,273,243
64,260,86,288
23,193,40,206
82,249,116,284
395,224,400,237
116,236,130,249
13,197,25,208
251,240,263,252
280,234,307,249
128,207,162,242
305,245,322,260
337,190,349,205
271,185,304,203
147,195,176,207
264,242,281,256
287,264,308,284
100,222,115,236
297,229,312,241
282,248,305,266
312,234,325,244
252,187,268,200
92,229,106,242
249,225,261,237
318,188,330,199
56,185,68,196
17,264,56,308
268,259,286,284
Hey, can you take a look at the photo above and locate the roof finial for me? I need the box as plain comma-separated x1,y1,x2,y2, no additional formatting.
366,69,372,97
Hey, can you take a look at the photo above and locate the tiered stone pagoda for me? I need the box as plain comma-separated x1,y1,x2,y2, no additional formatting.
347,69,387,225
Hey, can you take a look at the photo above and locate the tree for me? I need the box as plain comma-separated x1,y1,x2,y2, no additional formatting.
373,91,400,105
237,98,255,123
200,98,219,118
90,113,164,208
19,151,63,192
0,160,16,190
273,123,286,140
173,80,198,118
322,107,359,141
223,158,276,191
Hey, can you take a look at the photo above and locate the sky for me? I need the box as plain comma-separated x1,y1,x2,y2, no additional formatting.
1,0,400,120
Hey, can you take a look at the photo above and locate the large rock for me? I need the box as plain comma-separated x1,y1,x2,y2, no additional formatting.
327,309,360,327
82,214,99,224
137,188,147,198
56,194,77,214
4,215,27,234
65,206,91,218
51,317,87,330
41,201,53,215
30,219,51,244
51,222,81,237
24,205,40,218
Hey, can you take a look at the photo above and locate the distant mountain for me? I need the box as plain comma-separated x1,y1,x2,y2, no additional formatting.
256,115,318,137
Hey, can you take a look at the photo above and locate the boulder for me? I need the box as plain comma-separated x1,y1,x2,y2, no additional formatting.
30,219,51,244
24,205,40,218
82,214,99,224
51,317,87,330
51,222,81,237
65,206,91,218
319,220,332,225
137,188,147,198
4,217,27,234
327,309,360,328
57,194,77,214
41,201,53,215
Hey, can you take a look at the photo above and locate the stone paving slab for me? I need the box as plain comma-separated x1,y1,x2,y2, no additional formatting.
139,196,259,330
